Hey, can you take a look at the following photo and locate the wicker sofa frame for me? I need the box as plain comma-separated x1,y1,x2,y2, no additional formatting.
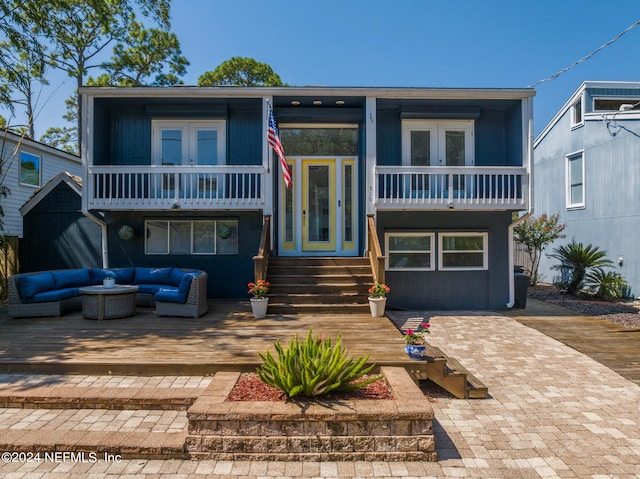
7,268,208,319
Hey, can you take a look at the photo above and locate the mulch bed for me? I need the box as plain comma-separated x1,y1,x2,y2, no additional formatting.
226,373,394,401
529,283,640,329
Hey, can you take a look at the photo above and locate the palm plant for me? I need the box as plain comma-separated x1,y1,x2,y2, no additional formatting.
584,268,628,300
549,242,613,295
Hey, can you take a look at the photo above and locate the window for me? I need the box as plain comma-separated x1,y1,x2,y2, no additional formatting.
571,98,583,127
566,151,585,209
439,233,488,271
145,219,238,255
385,233,434,271
152,120,226,166
402,120,475,167
594,98,640,112
20,151,41,187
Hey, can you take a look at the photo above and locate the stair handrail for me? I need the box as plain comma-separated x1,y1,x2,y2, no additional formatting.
253,215,271,282
367,215,386,284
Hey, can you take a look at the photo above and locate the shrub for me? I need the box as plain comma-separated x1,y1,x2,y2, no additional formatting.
584,268,628,300
257,329,383,398
549,242,613,295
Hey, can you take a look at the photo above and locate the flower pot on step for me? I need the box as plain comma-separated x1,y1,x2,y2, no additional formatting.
250,297,269,319
368,297,387,317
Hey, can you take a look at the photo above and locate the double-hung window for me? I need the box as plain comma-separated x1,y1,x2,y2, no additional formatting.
439,233,487,270
566,151,585,209
385,233,435,271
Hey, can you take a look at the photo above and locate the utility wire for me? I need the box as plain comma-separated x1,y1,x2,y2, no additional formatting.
528,19,640,88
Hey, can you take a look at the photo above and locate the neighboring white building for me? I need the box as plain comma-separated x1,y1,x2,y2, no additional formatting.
0,130,81,238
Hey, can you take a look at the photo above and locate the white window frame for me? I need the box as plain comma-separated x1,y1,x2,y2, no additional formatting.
152,120,226,166
385,232,435,271
19,150,41,187
566,150,585,209
570,96,584,129
144,219,238,255
402,119,475,167
592,97,640,112
438,232,488,271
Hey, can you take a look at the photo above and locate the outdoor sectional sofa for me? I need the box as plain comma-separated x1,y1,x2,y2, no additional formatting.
7,267,208,319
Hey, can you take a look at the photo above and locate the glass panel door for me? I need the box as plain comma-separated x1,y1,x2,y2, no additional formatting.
302,159,336,252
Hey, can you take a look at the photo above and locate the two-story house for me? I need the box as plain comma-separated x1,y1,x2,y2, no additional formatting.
80,86,534,309
534,81,640,297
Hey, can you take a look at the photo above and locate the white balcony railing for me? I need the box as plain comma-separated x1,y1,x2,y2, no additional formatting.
87,165,266,210
375,166,528,210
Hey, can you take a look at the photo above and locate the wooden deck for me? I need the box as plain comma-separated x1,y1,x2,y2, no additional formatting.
0,300,486,398
0,300,413,375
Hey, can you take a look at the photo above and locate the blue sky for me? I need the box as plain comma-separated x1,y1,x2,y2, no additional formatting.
7,0,640,138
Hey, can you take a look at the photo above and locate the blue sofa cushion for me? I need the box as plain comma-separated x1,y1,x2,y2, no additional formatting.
178,273,196,297
16,272,55,300
135,267,173,285
91,268,135,285
169,267,196,286
52,269,90,289
24,287,80,303
136,283,165,295
155,286,185,304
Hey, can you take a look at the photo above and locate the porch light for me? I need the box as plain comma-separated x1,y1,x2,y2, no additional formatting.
313,100,323,105
291,100,301,106
336,100,345,105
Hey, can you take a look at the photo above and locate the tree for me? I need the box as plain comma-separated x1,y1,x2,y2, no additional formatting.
549,242,614,295
4,0,172,150
88,21,188,87
198,57,283,87
0,41,49,138
513,213,566,285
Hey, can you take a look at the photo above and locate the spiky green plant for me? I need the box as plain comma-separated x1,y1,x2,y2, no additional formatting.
257,329,383,398
585,268,628,300
549,242,613,295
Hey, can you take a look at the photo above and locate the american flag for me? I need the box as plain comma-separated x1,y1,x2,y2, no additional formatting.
267,106,292,189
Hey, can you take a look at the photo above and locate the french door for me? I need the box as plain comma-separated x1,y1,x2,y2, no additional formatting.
279,157,357,256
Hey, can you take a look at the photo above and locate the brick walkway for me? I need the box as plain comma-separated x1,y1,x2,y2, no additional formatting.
2,307,640,477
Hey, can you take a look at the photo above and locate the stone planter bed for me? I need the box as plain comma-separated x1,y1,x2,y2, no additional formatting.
186,366,436,461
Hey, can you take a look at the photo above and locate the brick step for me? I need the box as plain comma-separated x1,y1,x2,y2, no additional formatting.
0,386,207,410
0,408,188,459
0,430,187,460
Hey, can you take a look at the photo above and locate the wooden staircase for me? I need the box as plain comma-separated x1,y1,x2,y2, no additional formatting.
266,257,373,314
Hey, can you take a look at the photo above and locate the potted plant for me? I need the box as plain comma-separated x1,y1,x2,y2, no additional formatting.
103,275,116,288
403,322,431,359
248,279,270,318
367,282,390,317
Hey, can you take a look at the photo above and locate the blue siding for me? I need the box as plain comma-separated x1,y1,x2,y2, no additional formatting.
534,86,640,297
376,211,513,310
105,211,263,298
376,99,523,167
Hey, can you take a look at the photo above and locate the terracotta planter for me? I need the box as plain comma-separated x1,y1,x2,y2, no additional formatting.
250,297,269,318
368,297,387,317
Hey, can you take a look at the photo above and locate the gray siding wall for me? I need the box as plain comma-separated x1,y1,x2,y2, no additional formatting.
534,104,640,296
376,210,513,310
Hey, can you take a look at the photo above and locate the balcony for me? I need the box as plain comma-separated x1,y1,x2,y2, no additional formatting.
87,165,266,210
375,166,528,210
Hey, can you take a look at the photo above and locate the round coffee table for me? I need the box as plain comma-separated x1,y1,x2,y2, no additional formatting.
78,285,139,320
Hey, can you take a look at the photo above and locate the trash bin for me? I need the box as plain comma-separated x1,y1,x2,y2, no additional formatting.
513,265,529,308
